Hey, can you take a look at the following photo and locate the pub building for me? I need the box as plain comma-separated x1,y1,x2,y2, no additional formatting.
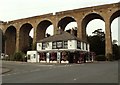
27,29,95,63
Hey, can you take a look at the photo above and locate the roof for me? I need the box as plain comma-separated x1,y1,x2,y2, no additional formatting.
38,31,88,43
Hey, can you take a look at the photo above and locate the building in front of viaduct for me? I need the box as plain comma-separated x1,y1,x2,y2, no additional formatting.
0,2,120,60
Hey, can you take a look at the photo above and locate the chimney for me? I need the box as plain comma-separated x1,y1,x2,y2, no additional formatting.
57,27,63,34
71,28,74,35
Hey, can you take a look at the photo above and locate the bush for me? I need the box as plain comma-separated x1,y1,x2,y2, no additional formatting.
12,52,26,61
106,53,113,61
95,55,106,61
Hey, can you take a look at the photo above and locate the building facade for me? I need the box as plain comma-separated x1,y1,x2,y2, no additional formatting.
27,31,94,63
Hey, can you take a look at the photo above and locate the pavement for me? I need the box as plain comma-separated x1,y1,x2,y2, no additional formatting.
0,67,11,74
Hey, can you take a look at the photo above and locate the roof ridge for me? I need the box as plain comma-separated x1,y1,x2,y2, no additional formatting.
37,31,87,43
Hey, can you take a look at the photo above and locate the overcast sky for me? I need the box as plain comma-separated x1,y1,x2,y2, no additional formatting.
0,0,119,44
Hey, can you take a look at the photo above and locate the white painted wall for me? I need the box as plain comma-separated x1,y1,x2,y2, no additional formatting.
84,43,86,51
27,51,39,63
37,43,42,51
36,40,90,52
81,42,83,50
87,44,90,52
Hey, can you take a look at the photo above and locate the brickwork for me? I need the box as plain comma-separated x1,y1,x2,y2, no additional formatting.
0,2,120,58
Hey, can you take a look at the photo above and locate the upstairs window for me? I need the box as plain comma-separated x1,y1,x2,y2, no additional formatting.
57,41,63,48
52,41,68,49
77,41,81,49
42,43,46,50
64,41,68,49
52,42,57,49
86,43,88,50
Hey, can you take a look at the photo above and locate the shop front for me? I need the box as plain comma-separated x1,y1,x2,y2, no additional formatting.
38,50,94,64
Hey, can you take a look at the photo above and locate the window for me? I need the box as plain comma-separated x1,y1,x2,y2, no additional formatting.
82,42,84,50
50,52,57,61
38,43,41,47
77,41,81,49
52,41,67,49
33,54,36,58
57,41,63,48
42,43,46,50
27,55,30,60
52,42,56,49
86,43,88,50
64,41,68,49
40,53,46,61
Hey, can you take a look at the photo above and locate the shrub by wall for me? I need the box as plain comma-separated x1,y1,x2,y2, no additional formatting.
95,55,106,61
12,52,26,61
106,53,113,61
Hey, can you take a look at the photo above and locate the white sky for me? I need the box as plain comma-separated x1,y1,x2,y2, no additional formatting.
0,0,119,44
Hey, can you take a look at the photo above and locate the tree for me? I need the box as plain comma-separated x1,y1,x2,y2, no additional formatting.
22,36,33,54
46,33,51,37
113,44,120,60
92,29,105,37
88,29,120,60
66,27,77,36
119,46,120,59
87,29,105,55
112,40,118,44
112,39,119,60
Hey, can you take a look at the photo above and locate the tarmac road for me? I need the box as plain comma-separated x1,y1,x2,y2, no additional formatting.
2,61,119,83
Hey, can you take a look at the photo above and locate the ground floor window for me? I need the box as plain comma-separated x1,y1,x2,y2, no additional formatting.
37,51,95,63
61,51,68,61
39,52,46,61
27,55,30,60
50,52,57,61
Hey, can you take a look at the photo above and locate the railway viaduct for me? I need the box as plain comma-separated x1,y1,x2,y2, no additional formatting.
0,2,120,59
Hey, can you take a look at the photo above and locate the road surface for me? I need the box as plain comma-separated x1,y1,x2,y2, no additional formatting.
2,61,118,83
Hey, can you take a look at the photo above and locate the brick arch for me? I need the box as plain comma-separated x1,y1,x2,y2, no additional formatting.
1,2,119,60
81,13,105,40
5,26,16,56
57,16,77,31
36,20,53,41
19,23,33,53
110,10,120,24
0,28,3,53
